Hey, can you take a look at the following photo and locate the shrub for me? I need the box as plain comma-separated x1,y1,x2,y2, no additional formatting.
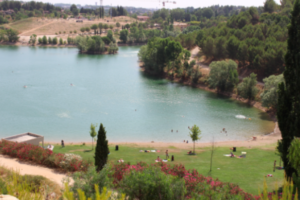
71,166,112,198
119,166,186,200
109,162,257,199
0,141,92,173
0,178,7,194
64,183,125,200
0,166,62,199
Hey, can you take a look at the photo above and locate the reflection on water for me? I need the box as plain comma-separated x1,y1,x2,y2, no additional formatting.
0,46,274,143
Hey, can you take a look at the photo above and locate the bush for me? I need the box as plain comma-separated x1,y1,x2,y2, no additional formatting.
109,162,256,199
0,141,92,172
71,166,112,198
119,166,186,200
0,166,62,199
0,178,7,194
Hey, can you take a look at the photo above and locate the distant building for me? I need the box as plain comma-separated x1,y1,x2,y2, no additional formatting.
2,9,15,15
137,16,149,21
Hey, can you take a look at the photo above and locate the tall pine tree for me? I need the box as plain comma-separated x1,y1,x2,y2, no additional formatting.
277,0,300,179
94,123,109,172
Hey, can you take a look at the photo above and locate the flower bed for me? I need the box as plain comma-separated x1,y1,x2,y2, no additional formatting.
0,140,91,172
110,162,259,199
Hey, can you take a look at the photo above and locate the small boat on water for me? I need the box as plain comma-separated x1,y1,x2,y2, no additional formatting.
23,85,27,88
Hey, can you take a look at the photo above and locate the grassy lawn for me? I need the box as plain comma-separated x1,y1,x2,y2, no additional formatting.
53,143,284,195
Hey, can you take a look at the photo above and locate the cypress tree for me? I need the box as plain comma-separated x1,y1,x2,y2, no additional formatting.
277,0,300,179
94,123,109,172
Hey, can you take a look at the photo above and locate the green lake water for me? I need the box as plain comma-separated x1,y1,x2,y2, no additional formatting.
0,45,274,143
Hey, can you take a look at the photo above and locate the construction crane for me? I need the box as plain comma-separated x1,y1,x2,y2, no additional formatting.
162,1,176,8
129,0,175,9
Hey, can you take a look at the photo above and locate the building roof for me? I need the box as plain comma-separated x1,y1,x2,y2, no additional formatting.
3,132,44,143
137,16,149,19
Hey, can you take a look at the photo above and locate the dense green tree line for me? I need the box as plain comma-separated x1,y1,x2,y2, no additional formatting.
0,1,64,22
0,1,58,12
110,6,127,17
196,7,289,76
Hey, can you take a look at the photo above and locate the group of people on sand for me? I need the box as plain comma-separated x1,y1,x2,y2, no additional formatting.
183,140,189,143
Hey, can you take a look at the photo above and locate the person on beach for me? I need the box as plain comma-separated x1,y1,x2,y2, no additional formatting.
186,140,188,144
165,150,169,159
184,140,185,143
61,140,65,147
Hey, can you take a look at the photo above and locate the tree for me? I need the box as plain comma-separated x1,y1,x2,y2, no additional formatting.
80,27,85,34
226,36,240,60
189,125,201,154
108,42,118,54
29,34,37,46
261,74,284,109
264,0,278,13
277,0,300,179
6,29,19,43
237,73,259,100
116,22,120,28
59,38,63,45
91,24,98,35
119,29,128,43
70,4,79,16
103,24,108,31
0,15,8,25
107,30,113,41
89,123,97,150
94,123,109,172
98,23,103,35
42,35,47,44
48,37,52,44
85,27,90,34
52,37,58,44
208,60,239,92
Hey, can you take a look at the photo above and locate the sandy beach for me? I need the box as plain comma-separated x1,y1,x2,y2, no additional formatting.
49,122,281,150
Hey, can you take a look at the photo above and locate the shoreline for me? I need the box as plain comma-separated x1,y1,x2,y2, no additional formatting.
47,123,281,149
139,65,276,122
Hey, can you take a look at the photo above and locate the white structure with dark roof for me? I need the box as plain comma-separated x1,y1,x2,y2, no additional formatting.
2,132,44,147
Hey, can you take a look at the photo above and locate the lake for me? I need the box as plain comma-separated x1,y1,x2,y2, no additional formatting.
0,45,274,143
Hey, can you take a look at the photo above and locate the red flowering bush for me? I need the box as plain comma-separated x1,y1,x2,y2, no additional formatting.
0,140,92,173
109,162,260,199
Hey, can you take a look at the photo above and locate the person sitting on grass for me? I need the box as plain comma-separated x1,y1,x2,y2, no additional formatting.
118,158,124,163
187,151,192,155
230,152,235,157
155,156,162,162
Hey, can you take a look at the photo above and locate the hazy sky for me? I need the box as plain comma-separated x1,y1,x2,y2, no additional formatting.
25,0,282,9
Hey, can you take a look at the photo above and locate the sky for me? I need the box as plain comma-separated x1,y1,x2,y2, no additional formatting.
25,0,282,9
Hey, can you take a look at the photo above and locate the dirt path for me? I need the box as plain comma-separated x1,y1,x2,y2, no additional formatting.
19,21,55,36
0,155,72,186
